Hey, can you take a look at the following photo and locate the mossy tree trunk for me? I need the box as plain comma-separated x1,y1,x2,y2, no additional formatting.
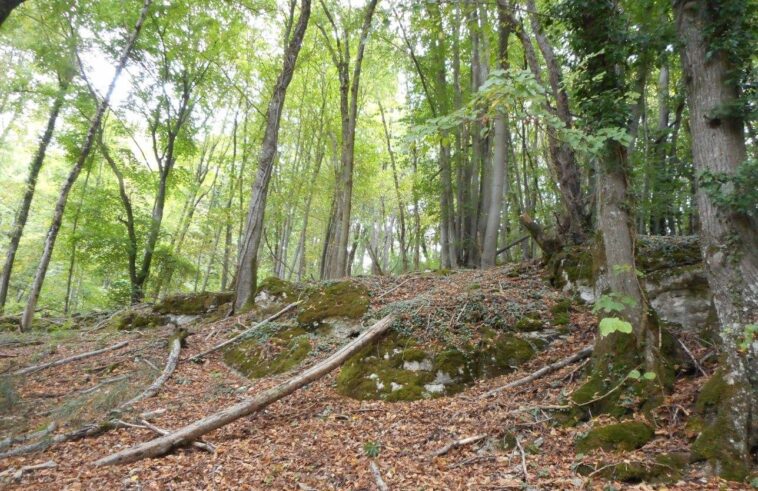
675,0,757,480
563,0,670,417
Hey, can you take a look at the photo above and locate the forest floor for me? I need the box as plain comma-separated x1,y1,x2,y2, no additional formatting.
0,265,749,490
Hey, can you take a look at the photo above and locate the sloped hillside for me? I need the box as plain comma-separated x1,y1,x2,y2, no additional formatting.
0,266,741,489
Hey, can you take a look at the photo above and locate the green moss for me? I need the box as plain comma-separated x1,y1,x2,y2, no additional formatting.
475,333,536,378
257,277,299,300
550,299,573,314
297,281,369,325
223,326,311,378
690,368,752,481
514,316,543,332
553,312,570,325
154,291,234,315
111,310,167,330
575,421,654,453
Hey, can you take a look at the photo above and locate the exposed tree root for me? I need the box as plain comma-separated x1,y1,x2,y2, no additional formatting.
13,340,129,376
94,315,395,466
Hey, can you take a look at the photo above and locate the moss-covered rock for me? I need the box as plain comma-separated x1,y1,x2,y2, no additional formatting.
223,326,311,378
578,453,687,484
337,329,539,402
474,332,537,378
575,421,654,453
154,291,234,315
297,281,369,326
111,309,168,330
257,277,300,301
514,316,544,332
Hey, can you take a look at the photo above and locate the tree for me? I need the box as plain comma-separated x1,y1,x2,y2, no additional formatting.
675,0,757,479
317,0,379,279
0,0,23,27
233,0,312,311
19,0,153,330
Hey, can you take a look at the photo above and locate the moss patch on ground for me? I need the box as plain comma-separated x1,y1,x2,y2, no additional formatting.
222,325,311,379
575,421,654,453
579,452,688,484
297,281,369,326
154,291,234,315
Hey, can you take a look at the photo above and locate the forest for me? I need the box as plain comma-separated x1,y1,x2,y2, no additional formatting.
0,0,755,488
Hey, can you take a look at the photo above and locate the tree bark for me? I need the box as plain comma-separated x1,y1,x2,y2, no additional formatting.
20,0,152,330
676,0,757,479
0,78,69,313
233,0,311,310
95,314,395,466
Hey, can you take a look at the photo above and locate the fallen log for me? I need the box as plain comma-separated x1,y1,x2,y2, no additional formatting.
369,461,389,491
481,346,593,398
188,301,302,362
94,314,395,466
119,334,182,409
12,340,129,376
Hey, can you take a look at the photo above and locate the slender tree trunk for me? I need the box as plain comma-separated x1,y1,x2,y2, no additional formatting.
233,0,311,310
0,78,69,313
20,0,152,330
64,162,94,314
676,0,757,479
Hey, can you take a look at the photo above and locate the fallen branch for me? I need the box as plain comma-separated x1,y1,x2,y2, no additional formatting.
496,235,530,257
78,374,131,396
13,340,129,376
0,422,57,451
431,434,487,458
0,460,56,482
0,421,120,459
482,346,593,398
376,277,412,300
189,301,302,362
138,419,215,453
119,335,182,409
94,314,395,466
369,461,389,491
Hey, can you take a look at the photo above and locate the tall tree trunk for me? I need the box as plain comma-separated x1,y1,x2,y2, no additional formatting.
63,161,95,314
319,0,379,279
378,101,407,272
676,0,757,480
20,0,152,330
233,0,311,310
0,78,70,313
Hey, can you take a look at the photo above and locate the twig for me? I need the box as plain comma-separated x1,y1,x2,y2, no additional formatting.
482,346,593,398
0,460,57,482
78,374,130,396
369,461,389,491
515,436,528,482
674,336,707,377
376,277,412,300
12,340,129,376
431,434,487,457
189,301,302,362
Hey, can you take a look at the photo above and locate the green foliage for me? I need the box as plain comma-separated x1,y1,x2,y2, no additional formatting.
363,441,381,458
698,157,758,218
599,317,633,337
593,293,637,315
